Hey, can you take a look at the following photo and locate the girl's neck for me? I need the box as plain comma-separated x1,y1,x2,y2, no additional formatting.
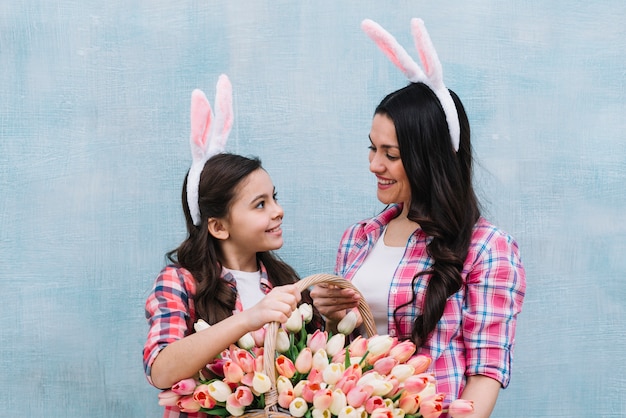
220,253,258,273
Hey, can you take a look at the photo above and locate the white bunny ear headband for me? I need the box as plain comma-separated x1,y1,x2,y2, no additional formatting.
361,18,460,152
186,74,234,226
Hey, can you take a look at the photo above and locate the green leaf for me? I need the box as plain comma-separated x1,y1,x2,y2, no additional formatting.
202,407,229,416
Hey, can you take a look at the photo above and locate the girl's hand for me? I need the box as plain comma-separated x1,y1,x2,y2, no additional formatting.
310,283,360,322
245,284,301,331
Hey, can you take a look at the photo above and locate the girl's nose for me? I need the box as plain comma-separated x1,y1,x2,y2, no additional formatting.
273,201,284,219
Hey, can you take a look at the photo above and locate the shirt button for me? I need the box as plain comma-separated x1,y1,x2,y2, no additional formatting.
389,329,396,336
391,288,398,294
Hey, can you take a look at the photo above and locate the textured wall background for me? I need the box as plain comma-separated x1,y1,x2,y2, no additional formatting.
1,1,625,417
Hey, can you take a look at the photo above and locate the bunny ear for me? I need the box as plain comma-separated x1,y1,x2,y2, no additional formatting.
207,74,233,155
411,18,443,88
189,89,214,162
361,19,424,83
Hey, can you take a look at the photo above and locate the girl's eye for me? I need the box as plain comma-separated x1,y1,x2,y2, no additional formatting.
255,201,266,209
368,145,376,152
273,192,278,201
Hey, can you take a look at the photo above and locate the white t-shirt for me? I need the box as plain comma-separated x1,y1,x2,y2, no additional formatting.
224,268,265,310
351,227,405,336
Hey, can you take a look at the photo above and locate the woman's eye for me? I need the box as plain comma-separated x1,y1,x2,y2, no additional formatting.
387,154,400,161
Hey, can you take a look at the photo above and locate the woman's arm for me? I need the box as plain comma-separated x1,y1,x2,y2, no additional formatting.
459,375,501,418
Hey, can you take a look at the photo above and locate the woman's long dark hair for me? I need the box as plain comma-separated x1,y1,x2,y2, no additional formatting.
376,83,480,347
167,153,300,325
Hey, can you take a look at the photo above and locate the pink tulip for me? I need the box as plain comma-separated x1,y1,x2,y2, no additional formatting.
226,393,246,417
373,357,398,376
276,355,296,379
342,363,363,379
335,374,358,394
313,388,334,411
388,340,416,363
223,360,244,383
370,407,393,418
301,381,322,403
307,367,324,384
177,395,202,413
406,354,432,374
331,348,347,364
364,396,385,414
348,336,368,358
307,329,328,353
157,390,180,406
295,347,313,374
447,399,474,418
192,384,216,409
207,358,227,377
233,348,256,374
419,394,445,418
346,385,374,408
233,386,254,407
398,392,421,414
252,327,266,347
403,374,429,395
171,378,198,395
278,389,296,409
241,372,254,387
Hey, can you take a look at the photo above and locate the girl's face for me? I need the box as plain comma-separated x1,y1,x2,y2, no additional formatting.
220,168,284,259
368,113,411,206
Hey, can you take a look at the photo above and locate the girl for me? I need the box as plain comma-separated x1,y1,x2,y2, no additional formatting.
143,76,306,417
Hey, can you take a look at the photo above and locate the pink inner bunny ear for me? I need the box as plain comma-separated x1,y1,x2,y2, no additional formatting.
209,74,233,153
190,89,213,152
361,19,422,82
411,18,443,87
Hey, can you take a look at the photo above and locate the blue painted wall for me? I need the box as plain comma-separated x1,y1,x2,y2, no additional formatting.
1,1,625,416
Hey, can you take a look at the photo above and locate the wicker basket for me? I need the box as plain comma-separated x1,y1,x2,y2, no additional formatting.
241,273,376,418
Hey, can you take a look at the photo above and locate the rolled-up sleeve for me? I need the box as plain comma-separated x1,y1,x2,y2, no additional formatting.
143,266,194,386
463,230,526,387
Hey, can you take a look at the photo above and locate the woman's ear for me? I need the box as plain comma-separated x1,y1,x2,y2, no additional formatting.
207,217,229,240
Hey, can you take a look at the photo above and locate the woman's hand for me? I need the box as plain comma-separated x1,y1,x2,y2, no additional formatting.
310,283,361,322
244,284,301,331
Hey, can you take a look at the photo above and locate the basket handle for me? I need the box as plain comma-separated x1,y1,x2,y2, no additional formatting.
262,274,375,413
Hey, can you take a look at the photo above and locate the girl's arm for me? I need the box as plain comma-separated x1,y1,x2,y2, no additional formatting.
459,375,501,418
150,284,301,389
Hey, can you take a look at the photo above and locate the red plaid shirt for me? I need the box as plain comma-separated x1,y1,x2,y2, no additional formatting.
143,264,271,418
336,204,526,404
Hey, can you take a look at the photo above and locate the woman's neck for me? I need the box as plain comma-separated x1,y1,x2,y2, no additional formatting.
384,205,419,246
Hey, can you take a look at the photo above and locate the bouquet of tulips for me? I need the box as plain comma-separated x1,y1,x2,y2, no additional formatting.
157,299,474,418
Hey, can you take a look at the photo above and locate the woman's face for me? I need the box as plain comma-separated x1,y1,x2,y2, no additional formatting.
368,113,411,206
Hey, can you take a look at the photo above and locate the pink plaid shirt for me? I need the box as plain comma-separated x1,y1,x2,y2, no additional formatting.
336,204,526,405
143,264,271,418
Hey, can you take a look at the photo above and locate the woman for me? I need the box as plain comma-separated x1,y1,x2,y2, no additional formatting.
311,19,526,418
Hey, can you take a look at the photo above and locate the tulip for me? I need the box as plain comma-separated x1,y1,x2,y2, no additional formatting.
337,310,359,335
391,408,406,418
207,380,232,402
335,374,358,394
276,355,296,379
171,378,198,395
194,319,210,332
312,409,332,418
278,388,296,409
398,392,421,414
406,354,432,374
276,328,291,353
307,330,328,353
207,358,227,377
312,349,330,371
223,360,244,383
293,379,308,397
342,363,363,379
237,332,255,350
370,407,393,418
295,347,313,374
390,364,415,382
358,372,393,397
277,375,294,394
252,326,266,347
388,340,416,363
338,406,360,418
322,363,345,385
252,371,272,394
192,384,216,409
289,397,309,417
419,393,445,418
308,367,324,384
373,357,398,376
301,381,322,403
447,399,474,418
286,309,303,333
177,395,201,413
326,333,346,357
226,393,246,417
299,303,314,323
364,396,385,414
348,336,368,358
313,388,334,411
329,389,347,416
366,336,394,363
418,381,437,399
346,385,374,408
157,390,180,406
403,375,429,395
233,348,256,374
